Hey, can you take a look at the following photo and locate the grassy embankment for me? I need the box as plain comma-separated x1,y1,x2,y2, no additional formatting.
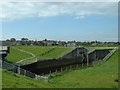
6,46,73,65
49,49,119,88
2,49,119,88
6,48,32,63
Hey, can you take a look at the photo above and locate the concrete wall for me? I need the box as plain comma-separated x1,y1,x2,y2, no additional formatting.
88,49,110,63
22,58,82,74
21,47,87,74
61,47,88,59
21,48,110,74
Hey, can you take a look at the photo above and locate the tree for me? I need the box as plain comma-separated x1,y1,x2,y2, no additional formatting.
21,38,29,41
44,39,47,41
6,39,10,42
10,38,16,42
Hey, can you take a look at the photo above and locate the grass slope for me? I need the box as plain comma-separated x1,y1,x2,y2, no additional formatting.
2,69,54,88
7,46,73,64
13,46,53,57
39,47,74,59
49,50,119,88
6,47,32,63
2,50,119,88
86,47,116,50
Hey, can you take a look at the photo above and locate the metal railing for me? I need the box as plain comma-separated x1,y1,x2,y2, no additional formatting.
103,47,118,61
1,60,48,82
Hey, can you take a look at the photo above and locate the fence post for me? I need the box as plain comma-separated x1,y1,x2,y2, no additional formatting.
17,66,20,74
24,69,26,76
61,68,63,72
35,74,38,79
87,54,89,67
50,71,51,76
55,69,57,73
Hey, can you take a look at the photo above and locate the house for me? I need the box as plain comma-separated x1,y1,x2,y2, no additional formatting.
66,41,76,47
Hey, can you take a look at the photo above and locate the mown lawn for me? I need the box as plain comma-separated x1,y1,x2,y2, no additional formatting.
39,47,74,59
2,69,53,88
7,46,73,65
13,46,54,57
19,47,73,65
86,47,116,50
49,50,119,88
2,49,119,88
6,47,32,63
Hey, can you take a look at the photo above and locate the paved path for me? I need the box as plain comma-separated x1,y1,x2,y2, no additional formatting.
12,47,36,63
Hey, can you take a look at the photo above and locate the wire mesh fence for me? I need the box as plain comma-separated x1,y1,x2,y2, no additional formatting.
1,60,48,81
47,47,118,77
1,47,118,80
103,47,117,61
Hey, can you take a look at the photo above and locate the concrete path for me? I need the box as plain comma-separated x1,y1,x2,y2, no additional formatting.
12,47,36,63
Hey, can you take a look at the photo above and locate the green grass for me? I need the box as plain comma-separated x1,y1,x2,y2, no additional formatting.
19,47,73,65
6,46,73,65
13,46,54,57
79,44,118,47
2,49,119,88
6,47,32,63
86,47,116,50
49,50,119,88
39,47,74,59
2,69,53,88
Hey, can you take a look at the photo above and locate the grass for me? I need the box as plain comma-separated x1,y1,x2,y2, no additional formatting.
19,47,73,65
6,47,32,63
49,50,119,88
79,44,118,47
2,69,53,88
13,46,54,57
86,47,116,50
6,46,73,65
2,49,119,88
39,47,74,59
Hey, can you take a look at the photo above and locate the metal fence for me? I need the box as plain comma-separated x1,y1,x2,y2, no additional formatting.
1,60,48,82
103,47,118,61
1,47,118,80
46,47,118,77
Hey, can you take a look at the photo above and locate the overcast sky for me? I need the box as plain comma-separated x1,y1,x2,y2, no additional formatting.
0,2,118,41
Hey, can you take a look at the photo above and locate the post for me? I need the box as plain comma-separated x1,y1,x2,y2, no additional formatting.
50,71,51,76
87,53,89,67
24,69,26,76
55,69,57,73
61,68,63,72
35,74,38,79
17,66,20,74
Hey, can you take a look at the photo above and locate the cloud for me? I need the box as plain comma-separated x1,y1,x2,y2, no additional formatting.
75,15,85,19
0,2,118,21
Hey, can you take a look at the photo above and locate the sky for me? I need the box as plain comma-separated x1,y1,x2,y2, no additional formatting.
0,2,118,42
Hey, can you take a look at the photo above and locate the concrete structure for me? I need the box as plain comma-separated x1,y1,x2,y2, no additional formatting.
20,47,111,75
88,49,110,63
21,47,89,74
0,46,10,60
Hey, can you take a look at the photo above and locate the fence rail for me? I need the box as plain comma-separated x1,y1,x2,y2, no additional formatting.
1,47,118,81
1,60,48,82
45,47,118,78
103,47,118,61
